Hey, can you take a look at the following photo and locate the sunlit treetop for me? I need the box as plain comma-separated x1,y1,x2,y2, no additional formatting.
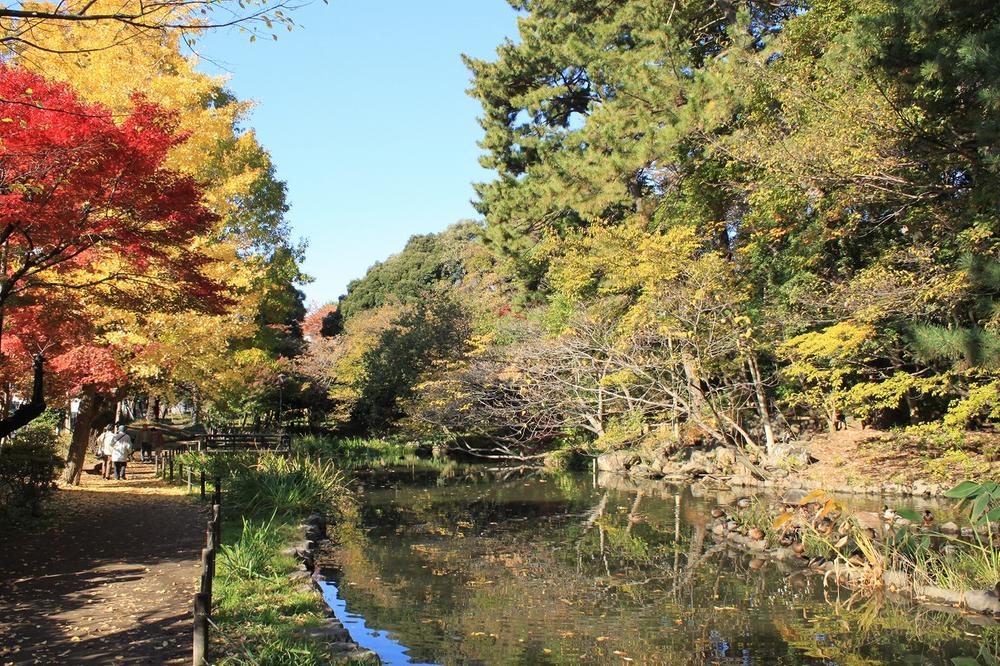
0,0,304,55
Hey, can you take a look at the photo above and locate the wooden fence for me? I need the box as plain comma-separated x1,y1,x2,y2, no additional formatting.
153,437,293,664
193,477,221,665
153,452,221,665
196,432,291,453
154,449,214,494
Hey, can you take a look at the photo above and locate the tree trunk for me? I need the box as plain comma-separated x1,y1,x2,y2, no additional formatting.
681,350,706,417
192,387,201,426
746,353,776,458
0,355,46,439
144,395,155,420
62,384,103,485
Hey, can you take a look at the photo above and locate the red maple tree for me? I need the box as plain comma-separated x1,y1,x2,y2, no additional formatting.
0,65,227,480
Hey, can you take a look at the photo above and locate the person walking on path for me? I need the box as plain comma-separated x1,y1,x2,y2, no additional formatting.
108,426,134,480
97,425,116,480
139,427,154,462
150,427,165,461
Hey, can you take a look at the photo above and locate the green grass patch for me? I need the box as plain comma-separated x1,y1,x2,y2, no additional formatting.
291,435,422,469
169,453,370,664
212,515,340,665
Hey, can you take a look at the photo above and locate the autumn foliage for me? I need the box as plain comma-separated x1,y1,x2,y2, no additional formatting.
0,64,226,444
0,65,221,311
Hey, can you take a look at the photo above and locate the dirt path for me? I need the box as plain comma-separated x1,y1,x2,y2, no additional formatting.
0,460,205,665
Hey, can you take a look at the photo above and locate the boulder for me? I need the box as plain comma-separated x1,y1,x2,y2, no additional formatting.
681,449,715,476
781,489,810,504
712,447,737,469
306,513,328,537
596,450,638,473
630,463,658,478
914,584,964,606
964,590,1000,615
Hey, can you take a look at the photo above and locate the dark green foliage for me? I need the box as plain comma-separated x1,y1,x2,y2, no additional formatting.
251,246,308,358
351,296,469,431
336,221,482,321
319,308,342,337
859,0,1000,173
0,421,62,518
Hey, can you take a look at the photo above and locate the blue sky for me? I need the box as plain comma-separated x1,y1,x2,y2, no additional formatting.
196,1,518,307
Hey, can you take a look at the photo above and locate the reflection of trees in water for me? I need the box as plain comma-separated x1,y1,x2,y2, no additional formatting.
329,471,990,665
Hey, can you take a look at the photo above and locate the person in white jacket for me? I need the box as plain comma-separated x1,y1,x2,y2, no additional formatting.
106,426,134,481
97,425,116,480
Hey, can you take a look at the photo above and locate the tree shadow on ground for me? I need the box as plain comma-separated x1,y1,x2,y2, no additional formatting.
0,486,204,665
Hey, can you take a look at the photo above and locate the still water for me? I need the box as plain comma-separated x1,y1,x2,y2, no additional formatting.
318,464,998,665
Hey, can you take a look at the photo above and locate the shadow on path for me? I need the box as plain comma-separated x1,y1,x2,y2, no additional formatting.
0,470,204,665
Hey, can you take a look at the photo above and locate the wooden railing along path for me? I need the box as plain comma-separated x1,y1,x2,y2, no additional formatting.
151,432,290,664
192,477,221,666
196,432,291,453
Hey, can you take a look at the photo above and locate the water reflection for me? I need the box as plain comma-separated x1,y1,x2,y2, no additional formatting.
317,578,440,665
320,464,997,666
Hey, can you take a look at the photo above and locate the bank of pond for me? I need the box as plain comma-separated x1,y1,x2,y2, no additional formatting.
317,463,998,666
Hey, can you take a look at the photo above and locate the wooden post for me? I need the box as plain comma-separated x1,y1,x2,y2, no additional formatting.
213,477,221,505
212,504,221,546
193,592,209,666
187,466,192,493
200,471,206,499
200,547,213,604
169,453,174,481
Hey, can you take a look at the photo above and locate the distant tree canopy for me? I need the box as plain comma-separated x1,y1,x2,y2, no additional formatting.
300,0,1000,454
335,221,484,321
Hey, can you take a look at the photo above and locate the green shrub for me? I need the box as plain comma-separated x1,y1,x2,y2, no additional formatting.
595,411,645,451
226,454,353,520
291,435,417,468
542,447,587,471
219,515,284,581
0,421,62,518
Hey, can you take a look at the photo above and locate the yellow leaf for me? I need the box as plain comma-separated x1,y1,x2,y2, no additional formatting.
817,498,838,520
771,512,794,531
797,489,828,505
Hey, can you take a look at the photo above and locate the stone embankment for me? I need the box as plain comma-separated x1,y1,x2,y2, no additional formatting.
707,515,1000,620
284,514,380,663
596,444,949,497
594,445,1000,621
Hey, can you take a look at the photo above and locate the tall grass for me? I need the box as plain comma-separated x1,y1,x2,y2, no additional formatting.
213,516,371,665
291,435,420,469
219,515,284,580
226,454,354,520
180,453,366,664
907,534,1000,591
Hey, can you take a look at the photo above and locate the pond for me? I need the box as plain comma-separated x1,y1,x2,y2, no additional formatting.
318,464,998,665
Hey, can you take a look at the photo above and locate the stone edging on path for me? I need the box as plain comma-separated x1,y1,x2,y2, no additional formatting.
283,514,380,663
